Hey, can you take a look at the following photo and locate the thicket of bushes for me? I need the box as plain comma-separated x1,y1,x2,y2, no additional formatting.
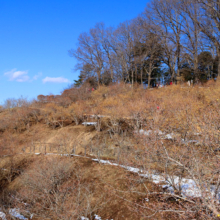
1,81,220,218
1,81,220,136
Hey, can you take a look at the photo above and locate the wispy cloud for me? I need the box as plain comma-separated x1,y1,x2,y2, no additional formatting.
4,68,30,82
42,77,70,83
4,69,42,82
33,72,42,80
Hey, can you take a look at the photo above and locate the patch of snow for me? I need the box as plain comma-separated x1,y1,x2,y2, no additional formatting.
121,165,140,173
180,139,200,145
9,209,28,220
92,159,113,165
140,173,164,184
139,129,164,136
164,177,201,198
139,129,152,136
91,157,202,198
165,133,173,140
94,214,102,220
30,149,219,202
157,130,164,135
0,212,7,220
82,122,97,126
140,172,202,198
92,157,208,199
193,132,201,135
138,130,201,143
81,217,89,220
90,115,106,118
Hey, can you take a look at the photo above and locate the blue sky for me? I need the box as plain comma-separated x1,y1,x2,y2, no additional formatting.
0,0,148,104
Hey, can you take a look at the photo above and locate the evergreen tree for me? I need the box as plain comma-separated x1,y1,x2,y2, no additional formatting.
74,73,85,87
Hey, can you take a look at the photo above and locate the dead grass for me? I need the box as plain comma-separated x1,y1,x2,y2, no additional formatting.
5,154,193,219
1,82,220,218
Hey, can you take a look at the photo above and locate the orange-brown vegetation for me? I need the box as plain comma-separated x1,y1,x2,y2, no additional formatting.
0,81,220,219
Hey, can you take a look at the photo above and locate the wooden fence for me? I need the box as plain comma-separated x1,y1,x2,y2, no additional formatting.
22,142,72,154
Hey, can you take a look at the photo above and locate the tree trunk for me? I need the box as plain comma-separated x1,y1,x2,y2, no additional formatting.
171,67,175,83
131,69,134,87
97,70,101,87
141,67,143,85
176,37,181,80
109,58,114,82
217,48,220,77
148,73,151,89
135,65,138,83
194,55,199,83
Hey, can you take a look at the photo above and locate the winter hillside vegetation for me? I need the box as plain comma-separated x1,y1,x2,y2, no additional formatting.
1,0,220,219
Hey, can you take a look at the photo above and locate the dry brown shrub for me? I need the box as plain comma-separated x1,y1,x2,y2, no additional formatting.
68,101,88,125
19,157,104,219
42,103,68,128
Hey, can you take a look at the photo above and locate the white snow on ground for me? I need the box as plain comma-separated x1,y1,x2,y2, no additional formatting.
165,134,173,140
32,152,219,200
95,158,199,196
89,115,108,118
0,212,7,220
139,129,164,136
138,129,176,140
92,159,219,199
9,209,28,220
32,152,219,201
81,217,89,220
138,130,202,145
81,214,113,220
127,166,203,198
82,122,97,126
94,214,102,220
3,151,219,219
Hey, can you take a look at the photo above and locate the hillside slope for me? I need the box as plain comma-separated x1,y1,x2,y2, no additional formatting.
0,82,220,219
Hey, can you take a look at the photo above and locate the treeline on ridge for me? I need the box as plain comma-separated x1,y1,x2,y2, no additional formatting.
69,0,220,87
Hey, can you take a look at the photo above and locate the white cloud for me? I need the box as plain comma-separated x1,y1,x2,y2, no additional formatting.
16,75,30,82
42,77,70,83
4,68,30,82
4,69,42,82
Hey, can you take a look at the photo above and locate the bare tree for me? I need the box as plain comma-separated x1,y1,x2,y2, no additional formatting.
194,0,220,76
134,16,163,87
69,27,105,86
148,0,183,82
